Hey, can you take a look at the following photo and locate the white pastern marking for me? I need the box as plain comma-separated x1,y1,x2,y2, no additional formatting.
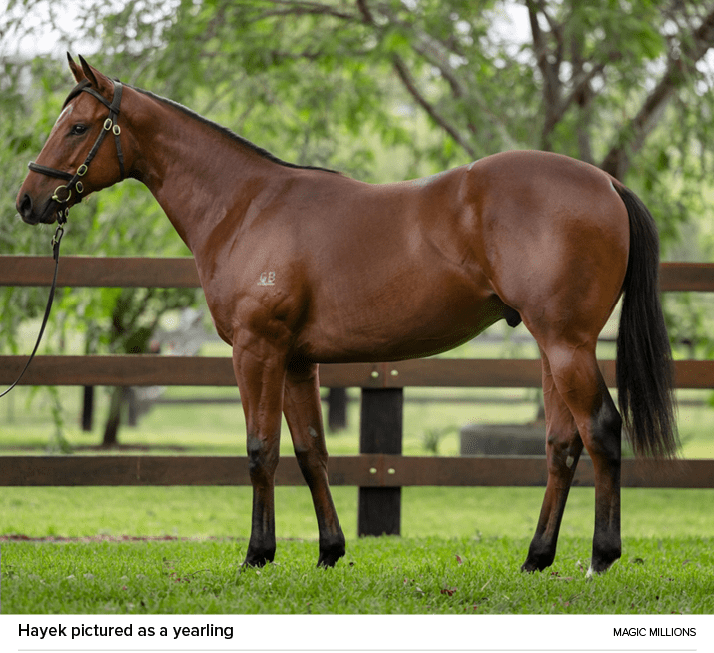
257,271,276,286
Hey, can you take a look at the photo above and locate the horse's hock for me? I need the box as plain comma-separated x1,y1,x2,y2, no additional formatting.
460,423,545,456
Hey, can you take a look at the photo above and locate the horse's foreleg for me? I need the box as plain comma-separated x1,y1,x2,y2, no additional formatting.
283,361,345,567
522,351,583,572
232,336,286,567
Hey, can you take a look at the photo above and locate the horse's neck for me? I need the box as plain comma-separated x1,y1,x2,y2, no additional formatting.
130,92,285,256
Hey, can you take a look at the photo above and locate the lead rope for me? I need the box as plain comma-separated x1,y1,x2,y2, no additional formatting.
0,215,66,398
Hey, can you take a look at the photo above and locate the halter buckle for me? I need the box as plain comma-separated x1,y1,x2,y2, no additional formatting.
52,224,65,247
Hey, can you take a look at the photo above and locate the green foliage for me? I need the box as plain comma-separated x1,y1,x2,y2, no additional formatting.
2,1,714,432
421,425,459,455
5,1,713,240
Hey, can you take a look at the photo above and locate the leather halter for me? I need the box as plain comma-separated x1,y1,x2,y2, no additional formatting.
28,78,125,222
1,80,124,398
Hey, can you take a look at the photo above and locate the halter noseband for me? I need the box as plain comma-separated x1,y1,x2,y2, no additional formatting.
28,78,125,223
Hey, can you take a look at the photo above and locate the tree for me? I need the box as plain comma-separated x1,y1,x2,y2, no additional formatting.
2,1,714,440
6,0,714,235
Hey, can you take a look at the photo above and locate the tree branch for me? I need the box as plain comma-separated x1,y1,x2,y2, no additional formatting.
261,0,356,21
600,5,714,179
362,0,518,154
392,56,476,159
356,0,374,24
526,0,565,149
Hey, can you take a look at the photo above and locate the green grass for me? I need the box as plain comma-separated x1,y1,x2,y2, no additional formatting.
2,485,714,613
2,486,714,540
3,536,713,614
1,333,713,614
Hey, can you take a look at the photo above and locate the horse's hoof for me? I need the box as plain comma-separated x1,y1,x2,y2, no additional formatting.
316,553,341,568
590,540,621,575
521,558,548,573
317,539,346,568
586,557,618,578
521,548,554,573
243,547,275,569
242,557,268,569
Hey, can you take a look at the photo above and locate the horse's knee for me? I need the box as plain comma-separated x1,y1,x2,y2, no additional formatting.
247,434,279,482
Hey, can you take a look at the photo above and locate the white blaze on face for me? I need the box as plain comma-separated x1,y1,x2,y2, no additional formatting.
49,103,74,137
33,103,75,162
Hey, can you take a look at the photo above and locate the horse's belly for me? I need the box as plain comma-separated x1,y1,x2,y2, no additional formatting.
298,274,506,364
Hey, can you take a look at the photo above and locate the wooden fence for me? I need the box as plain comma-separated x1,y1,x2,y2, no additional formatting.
1,256,714,536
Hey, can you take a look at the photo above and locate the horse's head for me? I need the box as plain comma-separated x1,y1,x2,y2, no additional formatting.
16,54,127,225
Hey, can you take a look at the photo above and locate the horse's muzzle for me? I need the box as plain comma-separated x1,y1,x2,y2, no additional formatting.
16,193,56,225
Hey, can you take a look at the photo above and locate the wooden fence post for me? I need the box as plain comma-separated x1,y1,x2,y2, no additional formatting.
358,387,403,536
327,387,348,432
82,386,94,432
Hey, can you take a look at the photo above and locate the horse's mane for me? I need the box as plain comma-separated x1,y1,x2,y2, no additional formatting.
63,77,340,175
133,85,341,175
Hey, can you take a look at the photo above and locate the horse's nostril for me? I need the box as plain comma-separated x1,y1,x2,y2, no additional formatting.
18,193,33,218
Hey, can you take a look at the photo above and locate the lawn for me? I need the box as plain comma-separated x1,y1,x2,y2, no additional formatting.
3,535,713,614
1,336,713,614
1,484,713,614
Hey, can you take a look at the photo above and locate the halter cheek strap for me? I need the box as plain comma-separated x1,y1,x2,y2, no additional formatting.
28,79,125,215
2,80,124,397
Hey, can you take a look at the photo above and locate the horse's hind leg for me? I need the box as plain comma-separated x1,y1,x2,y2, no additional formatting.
283,361,346,567
537,341,623,574
522,350,584,572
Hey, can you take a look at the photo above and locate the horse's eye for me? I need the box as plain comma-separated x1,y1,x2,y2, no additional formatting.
70,124,88,136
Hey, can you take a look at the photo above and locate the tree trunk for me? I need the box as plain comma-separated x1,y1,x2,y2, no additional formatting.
102,386,124,447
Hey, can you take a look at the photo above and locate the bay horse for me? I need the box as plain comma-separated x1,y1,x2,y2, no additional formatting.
16,56,677,575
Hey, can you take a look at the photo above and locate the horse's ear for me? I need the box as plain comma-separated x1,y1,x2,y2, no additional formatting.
67,53,84,83
78,55,113,95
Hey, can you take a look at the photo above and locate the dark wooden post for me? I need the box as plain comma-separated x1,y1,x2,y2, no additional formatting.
327,387,348,432
81,386,94,432
358,387,403,536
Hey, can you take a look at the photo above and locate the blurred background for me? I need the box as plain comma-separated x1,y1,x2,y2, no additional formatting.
1,0,713,459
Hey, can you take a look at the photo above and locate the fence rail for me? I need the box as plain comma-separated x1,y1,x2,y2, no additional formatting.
1,455,711,489
1,256,713,537
1,354,714,389
3,257,712,291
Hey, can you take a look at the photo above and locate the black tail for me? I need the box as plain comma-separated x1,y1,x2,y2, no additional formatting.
614,184,678,458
